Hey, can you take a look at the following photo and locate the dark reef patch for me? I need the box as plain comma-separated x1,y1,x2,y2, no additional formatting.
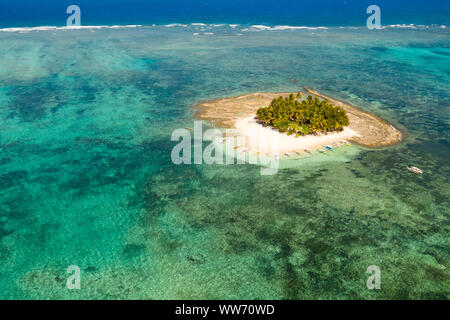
0,170,28,189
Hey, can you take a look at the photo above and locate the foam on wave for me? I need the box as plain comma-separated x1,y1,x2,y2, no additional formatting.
0,25,143,32
1,23,446,33
242,25,329,31
381,24,447,30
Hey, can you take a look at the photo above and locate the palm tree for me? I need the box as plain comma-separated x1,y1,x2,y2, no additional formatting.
256,93,349,136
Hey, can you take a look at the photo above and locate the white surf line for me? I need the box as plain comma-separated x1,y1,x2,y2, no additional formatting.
0,25,143,32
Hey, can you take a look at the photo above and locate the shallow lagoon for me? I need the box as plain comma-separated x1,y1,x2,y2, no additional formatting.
0,25,448,299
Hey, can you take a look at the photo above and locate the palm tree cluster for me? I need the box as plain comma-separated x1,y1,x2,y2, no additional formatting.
256,93,350,136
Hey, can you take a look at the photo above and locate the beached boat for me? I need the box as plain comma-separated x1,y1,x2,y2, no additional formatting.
284,152,290,157
296,151,301,156
407,166,423,175
319,148,326,153
324,145,334,151
304,148,311,154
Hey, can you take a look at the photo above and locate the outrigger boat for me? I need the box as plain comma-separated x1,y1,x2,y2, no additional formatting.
407,166,423,175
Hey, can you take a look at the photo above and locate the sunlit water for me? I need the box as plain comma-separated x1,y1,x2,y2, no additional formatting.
0,24,448,299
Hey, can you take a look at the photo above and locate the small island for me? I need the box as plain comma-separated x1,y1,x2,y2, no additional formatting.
193,88,403,156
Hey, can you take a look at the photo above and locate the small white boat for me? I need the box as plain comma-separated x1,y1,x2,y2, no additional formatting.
319,148,326,153
296,151,301,156
284,152,290,157
241,147,249,153
407,166,423,175
340,140,350,144
304,148,311,154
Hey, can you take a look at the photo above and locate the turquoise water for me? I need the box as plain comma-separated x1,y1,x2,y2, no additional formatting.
0,25,449,299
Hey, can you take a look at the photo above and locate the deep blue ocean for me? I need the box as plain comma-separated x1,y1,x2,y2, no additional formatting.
1,0,449,28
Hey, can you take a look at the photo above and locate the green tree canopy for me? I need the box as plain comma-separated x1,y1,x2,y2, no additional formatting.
256,93,349,136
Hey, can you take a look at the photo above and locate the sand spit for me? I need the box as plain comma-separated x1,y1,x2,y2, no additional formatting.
193,88,403,155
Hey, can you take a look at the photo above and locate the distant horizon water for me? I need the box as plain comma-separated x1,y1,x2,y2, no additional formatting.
1,0,449,28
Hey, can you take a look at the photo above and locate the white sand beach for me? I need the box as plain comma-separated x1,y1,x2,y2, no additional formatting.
234,116,359,155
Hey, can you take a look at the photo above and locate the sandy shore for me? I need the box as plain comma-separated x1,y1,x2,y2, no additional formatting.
193,88,403,155
234,116,359,155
